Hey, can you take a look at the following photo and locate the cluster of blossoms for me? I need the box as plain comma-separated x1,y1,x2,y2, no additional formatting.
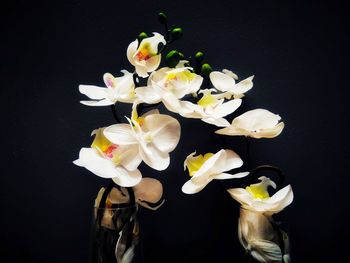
74,13,293,263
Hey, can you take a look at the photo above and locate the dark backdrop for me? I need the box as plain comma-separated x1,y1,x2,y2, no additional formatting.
1,0,348,262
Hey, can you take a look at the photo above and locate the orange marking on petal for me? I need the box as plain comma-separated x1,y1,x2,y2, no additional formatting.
103,144,118,158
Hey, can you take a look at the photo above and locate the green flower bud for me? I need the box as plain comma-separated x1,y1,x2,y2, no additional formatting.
138,32,148,43
171,27,183,40
195,52,204,63
201,63,213,78
165,50,181,68
158,12,168,24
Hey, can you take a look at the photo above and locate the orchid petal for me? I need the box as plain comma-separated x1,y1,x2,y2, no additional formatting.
103,124,137,145
79,85,107,100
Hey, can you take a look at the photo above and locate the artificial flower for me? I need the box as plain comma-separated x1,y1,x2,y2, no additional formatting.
79,70,136,106
210,69,254,99
127,32,166,78
135,63,203,111
215,109,285,138
103,108,181,171
73,128,142,187
238,208,287,263
181,149,249,194
178,89,242,127
227,176,293,215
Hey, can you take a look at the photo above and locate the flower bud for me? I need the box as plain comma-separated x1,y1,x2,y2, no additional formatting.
165,50,181,68
171,27,183,40
194,52,204,63
158,12,168,24
201,63,213,78
137,32,148,43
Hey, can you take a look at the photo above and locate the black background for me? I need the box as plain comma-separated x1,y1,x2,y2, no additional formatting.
1,0,348,262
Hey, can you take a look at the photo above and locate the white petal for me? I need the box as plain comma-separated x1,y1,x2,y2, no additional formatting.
211,99,242,119
103,124,137,145
263,185,294,213
161,91,183,113
251,122,285,139
181,178,212,194
227,188,254,207
222,69,238,80
75,148,141,186
222,150,245,171
202,117,230,127
80,99,113,106
126,39,138,66
117,145,142,171
215,126,249,136
145,54,162,73
210,71,235,92
79,85,107,100
111,167,142,187
233,109,281,131
191,150,226,183
135,86,161,104
139,143,170,171
134,64,149,78
233,75,254,95
144,114,181,153
214,171,249,180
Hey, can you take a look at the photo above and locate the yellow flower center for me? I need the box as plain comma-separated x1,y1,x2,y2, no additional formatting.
246,185,270,200
136,43,154,61
245,177,276,200
131,108,145,126
197,91,218,107
187,153,214,176
166,70,196,82
91,129,120,164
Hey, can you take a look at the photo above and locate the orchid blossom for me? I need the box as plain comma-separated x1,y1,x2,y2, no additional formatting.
135,63,203,111
103,108,181,171
210,69,254,99
181,149,249,194
73,128,142,187
216,109,285,138
178,89,242,127
127,32,166,78
227,176,293,215
79,70,136,106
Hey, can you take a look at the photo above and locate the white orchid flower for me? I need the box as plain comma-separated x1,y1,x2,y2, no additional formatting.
227,176,293,215
73,128,142,187
181,149,249,194
127,32,166,78
79,70,136,106
103,108,181,171
216,109,285,138
210,69,254,99
178,89,242,127
135,63,203,111
238,208,285,263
